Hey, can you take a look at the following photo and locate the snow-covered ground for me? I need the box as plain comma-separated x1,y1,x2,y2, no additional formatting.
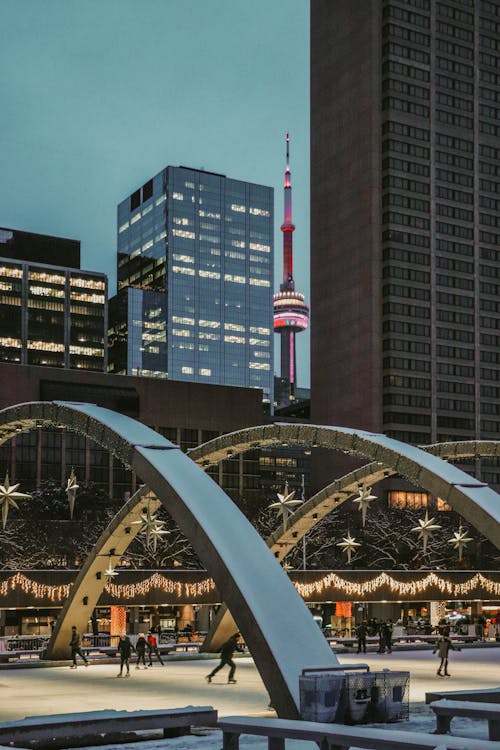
0,649,498,745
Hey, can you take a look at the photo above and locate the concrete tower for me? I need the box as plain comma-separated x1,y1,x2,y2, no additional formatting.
273,134,309,403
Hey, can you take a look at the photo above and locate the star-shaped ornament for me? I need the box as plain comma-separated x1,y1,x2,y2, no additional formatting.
149,524,170,553
132,506,162,546
448,525,473,562
268,482,302,530
411,511,442,554
65,468,79,519
104,563,119,579
353,486,377,527
337,532,361,564
0,472,31,529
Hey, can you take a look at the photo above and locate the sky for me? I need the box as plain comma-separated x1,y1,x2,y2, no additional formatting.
0,0,311,387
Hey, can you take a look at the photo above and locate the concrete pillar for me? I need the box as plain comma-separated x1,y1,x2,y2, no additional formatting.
196,605,210,632
178,604,194,630
0,610,5,637
129,606,140,635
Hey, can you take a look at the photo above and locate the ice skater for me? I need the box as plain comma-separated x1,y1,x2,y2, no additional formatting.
69,625,89,668
356,620,367,653
433,633,460,677
147,632,164,666
135,632,150,669
117,633,134,677
206,632,243,684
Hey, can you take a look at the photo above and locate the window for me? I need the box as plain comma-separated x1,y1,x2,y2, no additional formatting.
130,190,140,211
388,491,428,509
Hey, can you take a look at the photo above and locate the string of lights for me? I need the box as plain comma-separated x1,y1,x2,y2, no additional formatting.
0,570,498,603
294,571,500,599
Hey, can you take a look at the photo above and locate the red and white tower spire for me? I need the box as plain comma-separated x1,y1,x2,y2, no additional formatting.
273,133,309,402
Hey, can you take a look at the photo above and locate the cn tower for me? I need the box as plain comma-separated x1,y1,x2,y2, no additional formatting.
273,133,309,400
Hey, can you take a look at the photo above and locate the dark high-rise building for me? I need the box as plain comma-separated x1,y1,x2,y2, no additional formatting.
0,227,80,268
311,1,500,487
0,228,107,371
109,166,274,403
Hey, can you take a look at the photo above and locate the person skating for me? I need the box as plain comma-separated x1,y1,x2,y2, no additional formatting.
383,619,393,653
356,620,367,653
433,634,460,677
376,620,385,654
147,632,164,666
206,632,243,683
117,633,134,677
135,632,150,669
69,625,89,668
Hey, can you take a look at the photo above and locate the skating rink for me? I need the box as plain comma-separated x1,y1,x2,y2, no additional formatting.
0,648,499,721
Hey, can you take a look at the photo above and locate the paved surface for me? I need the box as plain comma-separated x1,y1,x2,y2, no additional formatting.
0,649,499,722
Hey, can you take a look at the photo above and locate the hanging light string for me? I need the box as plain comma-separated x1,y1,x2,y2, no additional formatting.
294,571,500,599
0,570,498,603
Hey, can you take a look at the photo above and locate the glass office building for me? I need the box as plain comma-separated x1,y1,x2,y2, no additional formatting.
0,257,107,371
110,166,274,402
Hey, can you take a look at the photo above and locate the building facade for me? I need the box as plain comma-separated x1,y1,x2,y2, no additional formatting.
109,166,274,402
0,228,107,371
311,0,500,487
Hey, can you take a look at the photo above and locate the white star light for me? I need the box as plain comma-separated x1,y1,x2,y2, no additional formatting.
448,525,473,562
353,486,377,527
104,563,119,579
65,468,79,519
0,472,31,529
268,482,302,530
411,511,442,554
132,506,169,551
337,532,361,564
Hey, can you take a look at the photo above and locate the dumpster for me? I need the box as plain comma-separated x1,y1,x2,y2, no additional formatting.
371,669,410,722
342,671,375,723
299,669,344,722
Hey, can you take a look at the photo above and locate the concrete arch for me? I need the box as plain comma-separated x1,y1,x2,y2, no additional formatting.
0,402,338,719
200,439,500,652
188,425,500,548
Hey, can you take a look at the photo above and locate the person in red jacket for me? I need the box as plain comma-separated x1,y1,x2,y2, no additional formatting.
147,632,164,666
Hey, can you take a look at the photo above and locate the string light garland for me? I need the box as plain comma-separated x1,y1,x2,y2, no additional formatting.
294,571,500,600
0,570,498,603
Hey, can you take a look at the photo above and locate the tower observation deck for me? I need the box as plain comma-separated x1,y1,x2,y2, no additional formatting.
273,133,309,399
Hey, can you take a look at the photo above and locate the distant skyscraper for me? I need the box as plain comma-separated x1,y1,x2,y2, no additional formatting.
273,134,309,405
311,1,500,487
109,166,274,402
0,227,107,371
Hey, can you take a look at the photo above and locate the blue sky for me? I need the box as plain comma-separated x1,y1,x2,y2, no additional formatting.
0,0,310,387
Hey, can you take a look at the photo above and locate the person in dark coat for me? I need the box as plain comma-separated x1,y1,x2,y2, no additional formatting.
117,633,134,677
433,634,460,677
69,625,89,668
377,620,386,653
147,632,164,666
135,632,151,669
356,620,367,653
383,619,393,654
206,632,243,683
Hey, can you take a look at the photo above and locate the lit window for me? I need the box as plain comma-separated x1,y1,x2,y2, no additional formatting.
173,217,191,226
231,204,246,213
143,204,153,215
224,335,245,344
173,192,184,200
69,345,103,356
249,242,270,252
388,491,429,509
199,270,220,279
199,368,211,376
30,286,65,298
172,329,192,337
155,193,167,205
173,253,194,263
0,337,21,348
173,229,196,240
250,326,270,335
199,319,220,328
181,366,193,374
250,207,270,217
232,240,245,248
224,274,246,284
70,292,105,304
172,316,195,325
155,230,167,241
29,271,65,284
199,332,219,340
225,322,245,331
437,497,453,511
172,266,195,276
249,362,271,370
28,340,65,352
250,278,270,287
130,212,141,224
71,277,105,290
225,250,245,260
249,337,269,346
0,266,22,278
142,240,154,252
118,221,129,233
